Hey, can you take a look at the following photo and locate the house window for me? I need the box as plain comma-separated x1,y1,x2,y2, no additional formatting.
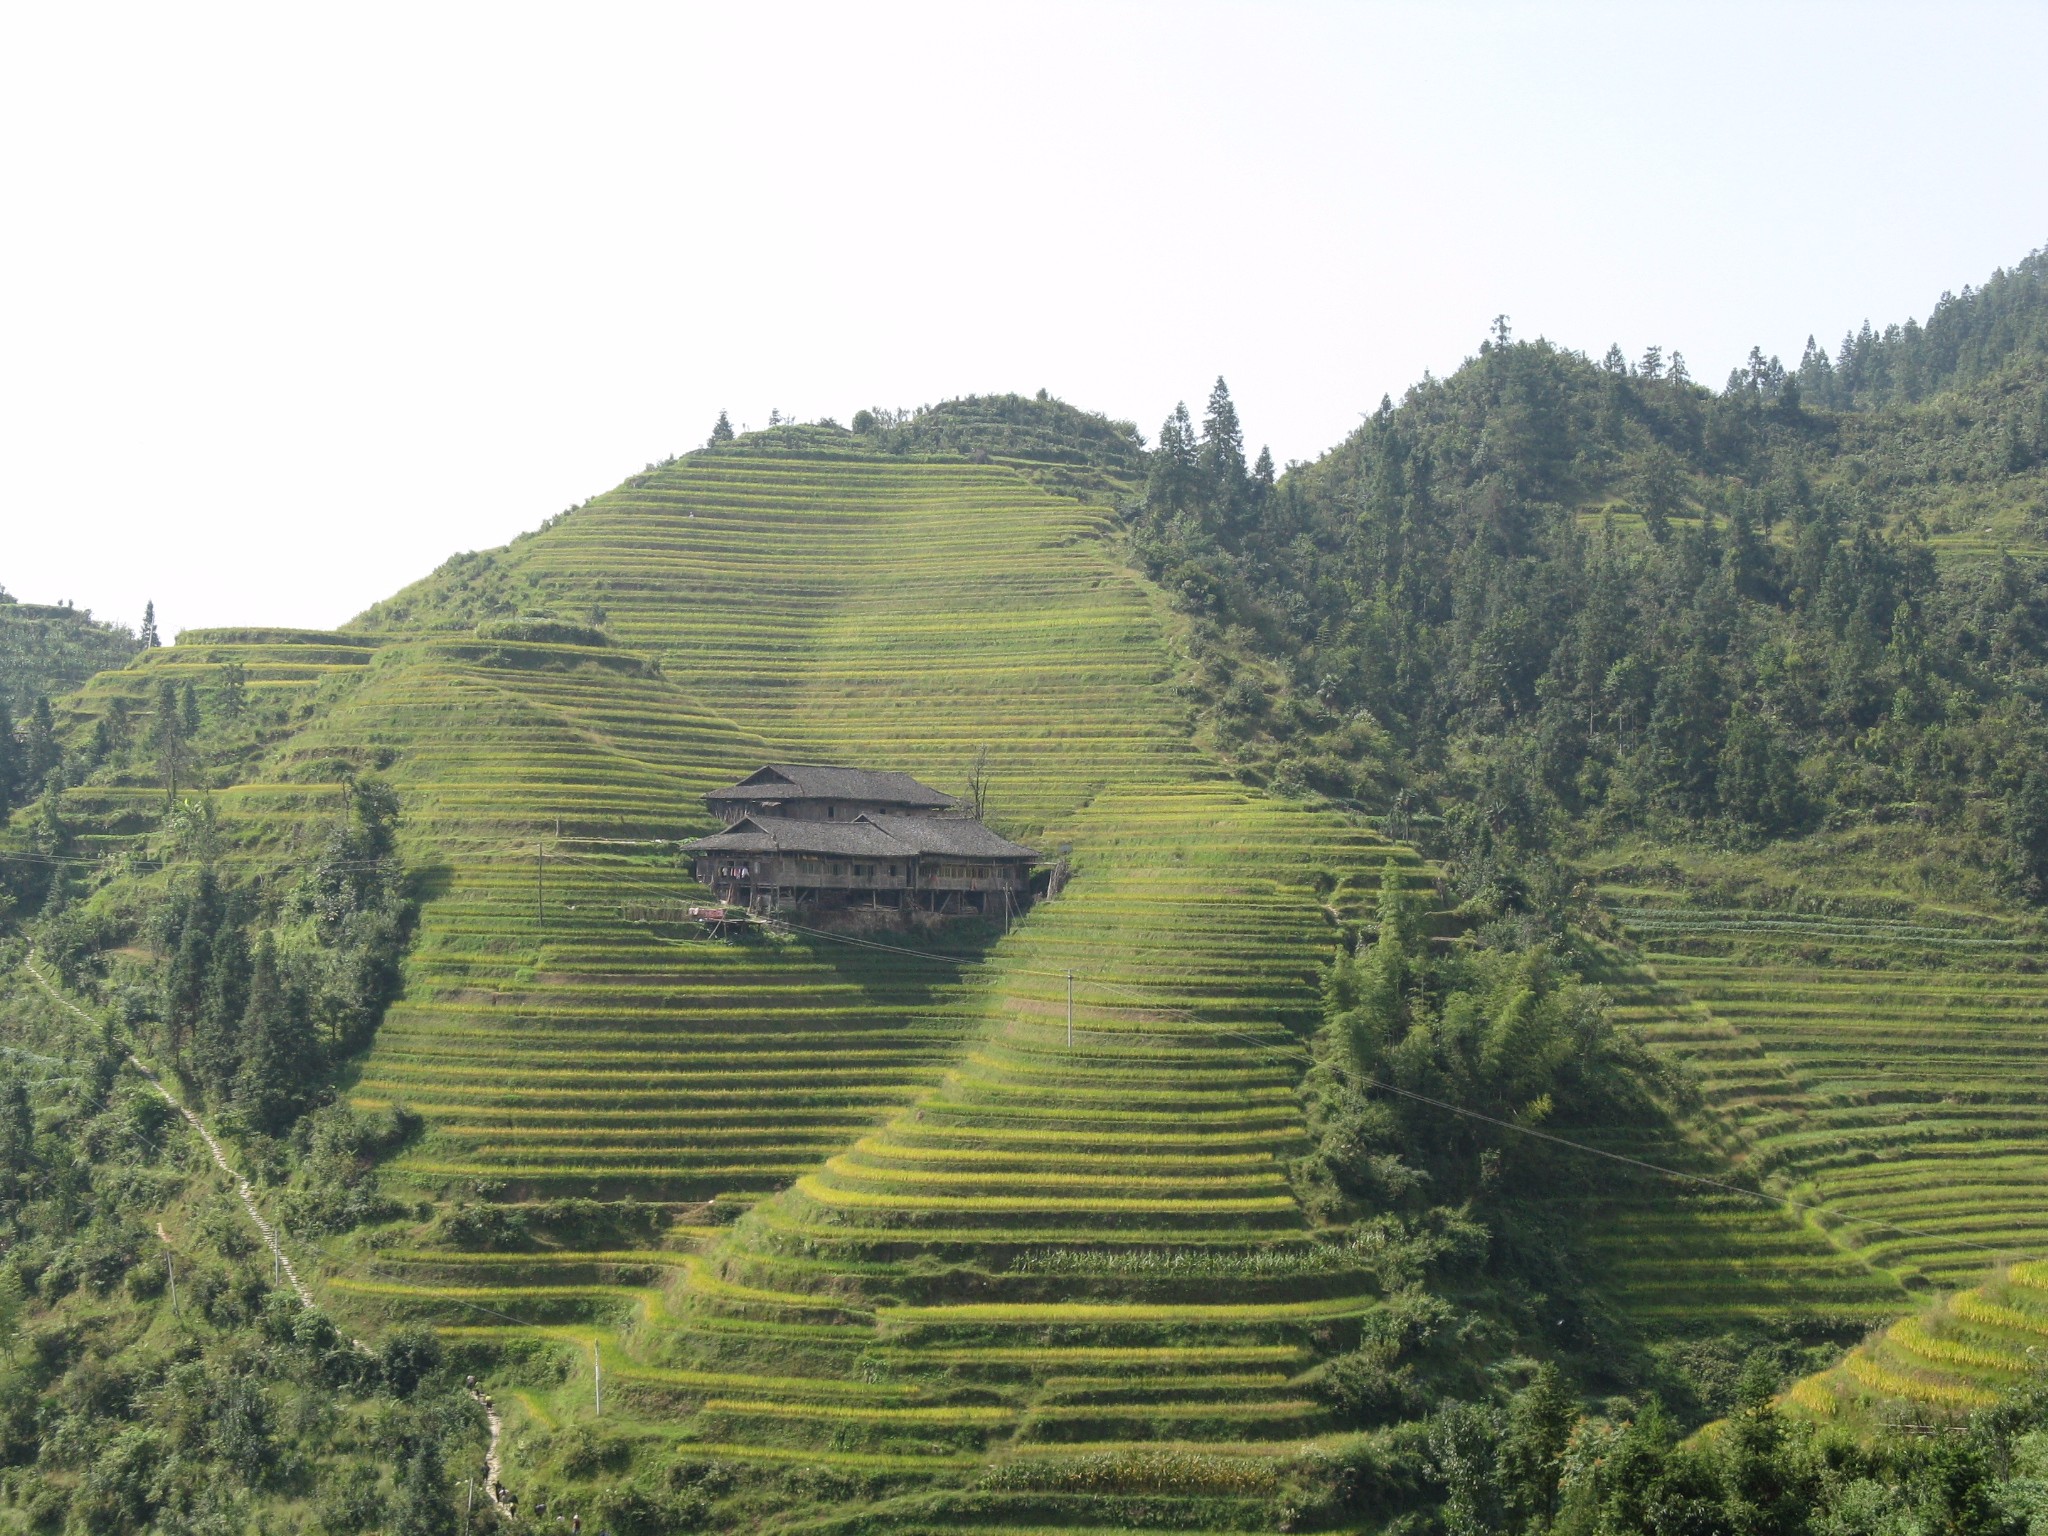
827,805,836,818
888,864,897,876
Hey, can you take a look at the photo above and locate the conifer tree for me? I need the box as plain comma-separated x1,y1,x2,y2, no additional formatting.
195,918,251,1104
1198,377,1247,510
161,869,220,1062
150,678,184,801
1147,402,1197,515
236,933,313,1133
139,600,159,648
216,660,247,722
392,1438,457,1536
179,679,201,737
21,697,58,793
710,410,735,445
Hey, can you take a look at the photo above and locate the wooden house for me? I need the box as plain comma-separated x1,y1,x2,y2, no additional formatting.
685,764,1035,916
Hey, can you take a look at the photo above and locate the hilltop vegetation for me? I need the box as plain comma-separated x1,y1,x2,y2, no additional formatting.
1130,250,2048,923
0,590,145,828
0,590,142,715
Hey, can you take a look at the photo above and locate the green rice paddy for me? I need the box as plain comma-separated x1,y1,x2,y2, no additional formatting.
67,440,2048,1510
1594,882,2048,1415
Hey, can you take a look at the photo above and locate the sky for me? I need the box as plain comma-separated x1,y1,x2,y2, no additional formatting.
3,2,2045,637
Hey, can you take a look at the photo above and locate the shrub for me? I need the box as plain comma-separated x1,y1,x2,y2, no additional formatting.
381,1325,444,1397
473,617,611,648
555,1424,632,1479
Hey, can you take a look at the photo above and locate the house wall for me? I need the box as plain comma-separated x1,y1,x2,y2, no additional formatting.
696,856,1029,895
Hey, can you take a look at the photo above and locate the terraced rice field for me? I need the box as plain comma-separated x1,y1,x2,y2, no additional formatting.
332,450,1444,1520
1582,887,2048,1416
68,443,1432,1520
1791,1258,2048,1419
334,779,1419,1514
79,439,2008,1514
1604,896,2048,1291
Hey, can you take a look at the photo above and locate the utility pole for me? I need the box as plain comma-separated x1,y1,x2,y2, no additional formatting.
167,1252,176,1314
1067,971,1074,1049
593,1342,602,1416
537,843,547,932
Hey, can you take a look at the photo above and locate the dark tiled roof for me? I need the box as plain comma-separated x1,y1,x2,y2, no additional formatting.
863,814,1035,860
686,816,906,858
685,812,1035,861
705,763,957,809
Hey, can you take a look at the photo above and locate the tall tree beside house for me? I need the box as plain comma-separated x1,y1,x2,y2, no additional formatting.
965,744,992,821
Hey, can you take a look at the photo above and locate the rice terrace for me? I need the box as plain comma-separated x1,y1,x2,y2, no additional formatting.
10,252,2048,1531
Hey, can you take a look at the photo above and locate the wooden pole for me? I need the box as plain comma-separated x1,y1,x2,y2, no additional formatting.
593,1342,602,1416
1067,972,1074,1049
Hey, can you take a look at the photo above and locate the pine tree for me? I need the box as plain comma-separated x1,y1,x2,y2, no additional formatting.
179,680,201,737
161,869,220,1062
140,600,159,648
392,1438,457,1536
1198,377,1248,515
22,696,58,790
195,919,251,1104
709,410,734,445
1252,445,1275,501
1499,1363,1577,1527
216,660,247,722
1146,402,1198,515
150,678,184,802
235,933,313,1133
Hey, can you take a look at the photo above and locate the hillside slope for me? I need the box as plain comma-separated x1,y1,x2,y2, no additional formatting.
22,403,2024,1524
299,431,1912,1527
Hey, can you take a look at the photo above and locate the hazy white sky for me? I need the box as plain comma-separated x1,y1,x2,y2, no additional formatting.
3,2,2044,637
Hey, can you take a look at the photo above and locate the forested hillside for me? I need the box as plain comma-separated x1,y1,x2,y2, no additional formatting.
5,246,2048,1533
1131,247,2048,918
